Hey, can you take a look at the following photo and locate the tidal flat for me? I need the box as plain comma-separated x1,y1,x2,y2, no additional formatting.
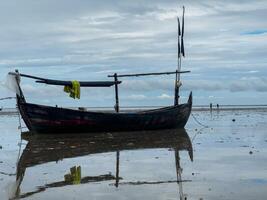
0,108,267,200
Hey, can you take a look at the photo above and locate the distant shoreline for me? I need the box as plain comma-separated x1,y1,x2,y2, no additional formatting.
1,105,267,116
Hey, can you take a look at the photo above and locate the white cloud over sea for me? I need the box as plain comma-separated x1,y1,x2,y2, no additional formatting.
0,0,267,107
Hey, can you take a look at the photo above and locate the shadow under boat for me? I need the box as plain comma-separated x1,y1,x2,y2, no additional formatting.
14,128,193,199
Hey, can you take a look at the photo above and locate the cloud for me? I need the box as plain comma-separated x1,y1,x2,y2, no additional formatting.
121,77,267,93
0,0,267,106
157,93,173,99
22,84,62,97
16,76,267,103
122,94,147,100
230,77,267,92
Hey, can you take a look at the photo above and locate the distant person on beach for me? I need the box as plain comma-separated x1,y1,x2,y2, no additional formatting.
216,104,219,109
210,103,212,111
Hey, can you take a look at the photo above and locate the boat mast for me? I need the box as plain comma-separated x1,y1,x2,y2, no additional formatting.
174,6,185,106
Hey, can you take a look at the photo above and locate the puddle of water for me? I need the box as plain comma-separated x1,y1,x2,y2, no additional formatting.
0,109,267,200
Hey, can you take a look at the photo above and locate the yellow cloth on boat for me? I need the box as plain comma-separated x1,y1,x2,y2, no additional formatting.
64,80,80,99
64,166,81,184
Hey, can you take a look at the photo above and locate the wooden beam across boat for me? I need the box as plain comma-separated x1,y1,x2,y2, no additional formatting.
107,70,190,78
19,73,121,87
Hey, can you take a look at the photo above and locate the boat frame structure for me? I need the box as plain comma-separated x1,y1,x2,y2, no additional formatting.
12,69,192,134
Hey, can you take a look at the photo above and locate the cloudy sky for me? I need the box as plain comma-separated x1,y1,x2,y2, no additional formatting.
0,0,267,108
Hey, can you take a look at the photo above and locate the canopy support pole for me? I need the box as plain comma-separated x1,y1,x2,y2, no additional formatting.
114,73,120,113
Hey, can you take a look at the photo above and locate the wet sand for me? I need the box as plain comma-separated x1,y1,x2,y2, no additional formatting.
0,109,267,200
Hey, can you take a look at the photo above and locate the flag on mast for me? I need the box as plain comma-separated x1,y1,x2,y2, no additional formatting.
181,6,185,57
177,17,181,58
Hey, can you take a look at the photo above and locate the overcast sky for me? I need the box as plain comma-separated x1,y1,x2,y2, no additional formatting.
0,0,267,107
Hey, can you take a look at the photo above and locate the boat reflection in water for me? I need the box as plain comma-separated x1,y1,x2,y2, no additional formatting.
14,128,193,199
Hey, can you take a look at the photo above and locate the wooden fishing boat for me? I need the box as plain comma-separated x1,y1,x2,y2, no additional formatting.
11,70,192,134
9,7,191,134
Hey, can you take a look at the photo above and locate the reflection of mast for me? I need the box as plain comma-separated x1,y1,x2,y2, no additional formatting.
113,147,193,195
14,151,25,199
115,150,120,188
175,148,184,200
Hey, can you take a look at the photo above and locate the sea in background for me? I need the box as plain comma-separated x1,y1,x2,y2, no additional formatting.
0,106,267,200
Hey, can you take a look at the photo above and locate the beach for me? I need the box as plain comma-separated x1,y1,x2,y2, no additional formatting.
0,108,267,200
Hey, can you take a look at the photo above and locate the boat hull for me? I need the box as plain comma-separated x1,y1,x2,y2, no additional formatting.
18,93,192,134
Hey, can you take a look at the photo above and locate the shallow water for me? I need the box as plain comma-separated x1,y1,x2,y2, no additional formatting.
0,109,267,200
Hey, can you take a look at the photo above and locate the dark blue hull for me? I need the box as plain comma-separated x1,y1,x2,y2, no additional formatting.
18,93,192,134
